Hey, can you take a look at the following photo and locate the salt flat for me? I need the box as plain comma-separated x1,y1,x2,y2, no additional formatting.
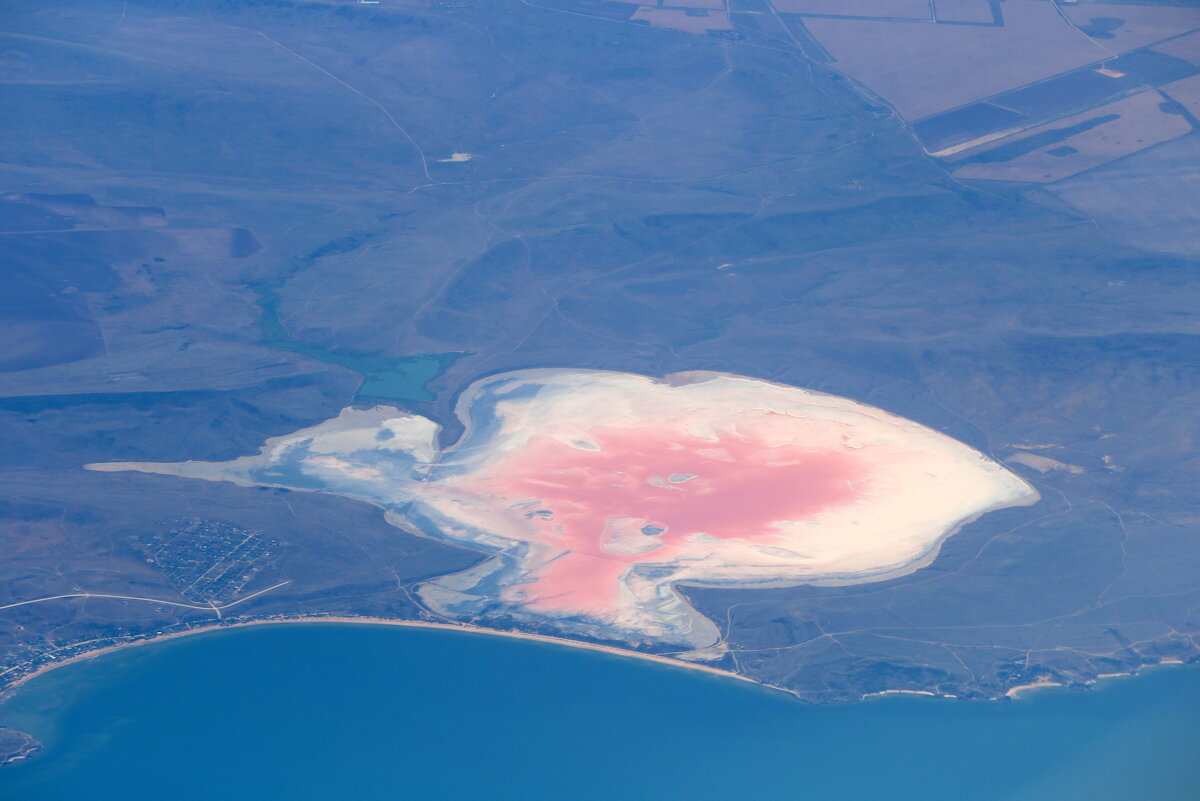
91,370,1038,649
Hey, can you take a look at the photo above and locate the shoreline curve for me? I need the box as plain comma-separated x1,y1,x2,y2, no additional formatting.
0,616,769,704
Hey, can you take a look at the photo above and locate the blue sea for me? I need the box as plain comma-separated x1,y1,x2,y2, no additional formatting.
2,624,1197,800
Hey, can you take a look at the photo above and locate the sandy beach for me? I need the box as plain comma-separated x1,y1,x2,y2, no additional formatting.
862,688,941,699
1004,681,1064,698
1003,658,1198,699
0,616,761,702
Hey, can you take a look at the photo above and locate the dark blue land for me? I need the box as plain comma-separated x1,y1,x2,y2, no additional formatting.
1,0,1198,710
3,625,1200,801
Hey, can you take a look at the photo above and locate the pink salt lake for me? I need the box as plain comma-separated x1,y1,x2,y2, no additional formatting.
455,425,865,617
90,370,1039,646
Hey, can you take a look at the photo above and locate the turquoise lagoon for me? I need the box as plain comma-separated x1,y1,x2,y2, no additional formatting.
255,285,458,403
2,624,1198,800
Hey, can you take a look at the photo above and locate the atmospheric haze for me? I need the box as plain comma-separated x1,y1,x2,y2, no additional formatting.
89,370,1039,651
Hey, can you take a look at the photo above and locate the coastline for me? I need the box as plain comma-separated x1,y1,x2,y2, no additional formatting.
1004,680,1063,698
0,616,759,702
862,689,944,700
1004,659,1193,699
4,617,1193,712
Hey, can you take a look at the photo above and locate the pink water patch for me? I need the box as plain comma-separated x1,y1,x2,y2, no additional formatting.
461,425,869,618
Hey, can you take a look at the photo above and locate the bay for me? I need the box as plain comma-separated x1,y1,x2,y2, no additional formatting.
2,624,1198,800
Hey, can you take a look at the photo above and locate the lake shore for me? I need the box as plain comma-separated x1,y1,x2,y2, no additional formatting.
0,616,760,702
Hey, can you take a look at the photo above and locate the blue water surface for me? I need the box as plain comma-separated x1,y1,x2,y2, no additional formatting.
2,624,1197,801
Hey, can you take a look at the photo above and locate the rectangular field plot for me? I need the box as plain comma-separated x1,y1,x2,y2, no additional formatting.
934,0,994,25
630,6,734,32
1162,74,1200,118
950,91,1192,183
803,0,1111,119
913,103,1028,152
1033,134,1200,257
990,68,1126,117
1064,2,1200,55
537,0,640,17
770,0,931,19
664,0,727,9
1154,31,1200,66
1107,48,1200,86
